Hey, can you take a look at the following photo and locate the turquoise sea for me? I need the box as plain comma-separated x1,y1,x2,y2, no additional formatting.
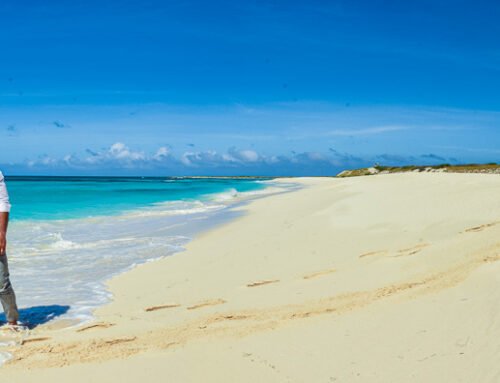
0,177,297,337
6,176,271,221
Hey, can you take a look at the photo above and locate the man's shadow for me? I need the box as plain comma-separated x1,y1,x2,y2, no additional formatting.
0,305,70,328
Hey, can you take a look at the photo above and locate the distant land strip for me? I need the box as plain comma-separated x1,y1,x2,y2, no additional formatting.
337,163,500,177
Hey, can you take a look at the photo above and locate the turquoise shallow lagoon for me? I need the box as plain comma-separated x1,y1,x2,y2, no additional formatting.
1,177,297,329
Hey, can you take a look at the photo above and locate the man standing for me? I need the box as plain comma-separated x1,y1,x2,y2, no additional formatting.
0,171,19,326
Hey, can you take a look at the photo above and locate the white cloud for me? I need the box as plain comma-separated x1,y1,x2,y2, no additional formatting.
108,142,145,161
181,150,220,167
236,149,259,162
15,141,456,176
179,148,262,167
22,143,363,172
154,146,171,160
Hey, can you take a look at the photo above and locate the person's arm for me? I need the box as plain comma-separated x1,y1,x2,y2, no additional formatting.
0,213,8,255
0,172,11,255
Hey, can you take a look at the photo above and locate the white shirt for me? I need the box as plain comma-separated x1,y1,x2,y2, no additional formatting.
0,171,11,213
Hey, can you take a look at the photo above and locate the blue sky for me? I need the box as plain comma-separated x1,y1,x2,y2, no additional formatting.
1,0,499,175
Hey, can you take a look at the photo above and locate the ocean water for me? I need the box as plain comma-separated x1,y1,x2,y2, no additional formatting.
6,176,273,221
0,177,298,334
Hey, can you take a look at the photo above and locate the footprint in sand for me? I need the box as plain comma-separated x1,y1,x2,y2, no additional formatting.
303,268,336,280
359,250,388,259
76,322,115,332
187,299,226,310
104,337,136,345
246,280,280,288
144,304,181,312
359,244,429,259
21,337,51,345
392,243,429,257
464,222,499,233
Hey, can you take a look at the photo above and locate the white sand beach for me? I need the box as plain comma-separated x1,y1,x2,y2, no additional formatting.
3,173,500,382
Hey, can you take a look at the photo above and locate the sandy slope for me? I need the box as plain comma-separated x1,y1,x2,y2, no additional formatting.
3,173,500,382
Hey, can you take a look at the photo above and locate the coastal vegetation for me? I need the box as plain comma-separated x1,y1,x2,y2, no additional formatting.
337,163,500,177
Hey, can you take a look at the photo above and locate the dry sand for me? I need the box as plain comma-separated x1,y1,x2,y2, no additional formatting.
2,173,500,382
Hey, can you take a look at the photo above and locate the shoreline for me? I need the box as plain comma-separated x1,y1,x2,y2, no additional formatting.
3,173,500,382
0,178,300,362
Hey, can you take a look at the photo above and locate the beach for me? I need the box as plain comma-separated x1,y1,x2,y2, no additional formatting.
2,172,500,382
